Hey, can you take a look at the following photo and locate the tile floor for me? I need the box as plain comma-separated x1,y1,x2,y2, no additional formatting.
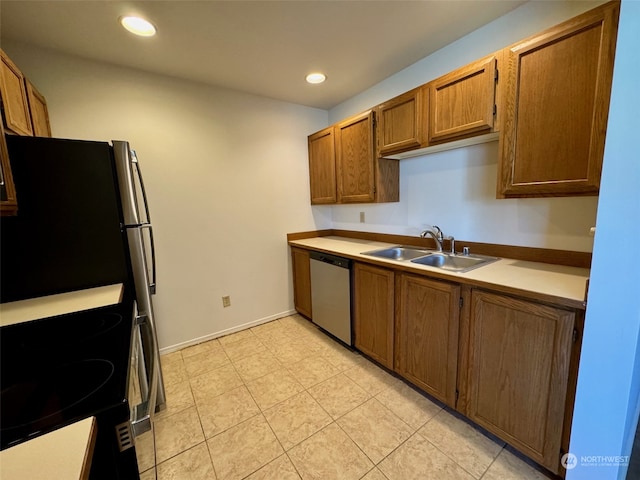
140,314,551,480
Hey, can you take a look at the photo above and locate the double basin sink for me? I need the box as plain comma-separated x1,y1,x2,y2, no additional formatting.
361,246,499,273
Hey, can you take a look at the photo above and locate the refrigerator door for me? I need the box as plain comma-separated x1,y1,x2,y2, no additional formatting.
127,303,157,479
113,141,166,410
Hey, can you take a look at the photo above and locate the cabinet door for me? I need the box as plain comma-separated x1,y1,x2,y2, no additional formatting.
26,80,52,137
336,110,375,203
377,88,426,156
353,262,394,369
467,290,575,473
429,55,497,143
0,121,18,216
291,247,312,319
308,126,337,204
0,50,33,136
396,274,460,406
497,1,619,197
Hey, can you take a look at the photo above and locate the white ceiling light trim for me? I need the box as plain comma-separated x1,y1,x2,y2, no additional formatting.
306,72,326,84
120,16,156,37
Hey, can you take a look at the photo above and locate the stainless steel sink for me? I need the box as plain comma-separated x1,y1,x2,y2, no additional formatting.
410,252,499,272
361,246,434,261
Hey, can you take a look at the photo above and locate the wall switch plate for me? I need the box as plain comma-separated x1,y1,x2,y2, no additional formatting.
222,296,231,307
359,212,365,223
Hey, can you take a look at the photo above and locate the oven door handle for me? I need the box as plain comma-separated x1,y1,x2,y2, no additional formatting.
130,310,159,437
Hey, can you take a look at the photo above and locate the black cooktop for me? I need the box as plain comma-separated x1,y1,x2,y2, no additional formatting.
0,297,134,450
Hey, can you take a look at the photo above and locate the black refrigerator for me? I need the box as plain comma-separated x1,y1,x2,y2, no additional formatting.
0,135,165,478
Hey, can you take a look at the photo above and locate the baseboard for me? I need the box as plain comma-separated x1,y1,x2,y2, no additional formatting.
159,308,298,355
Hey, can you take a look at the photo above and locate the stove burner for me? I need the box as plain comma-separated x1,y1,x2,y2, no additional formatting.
0,359,114,433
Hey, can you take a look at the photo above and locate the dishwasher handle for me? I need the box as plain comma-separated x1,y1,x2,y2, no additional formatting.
309,251,352,269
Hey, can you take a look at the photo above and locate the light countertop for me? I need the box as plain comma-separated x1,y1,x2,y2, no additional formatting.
289,236,589,309
0,417,96,480
0,284,124,327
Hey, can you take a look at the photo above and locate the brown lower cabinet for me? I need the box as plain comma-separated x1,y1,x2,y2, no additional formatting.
395,273,460,407
353,262,395,369
290,247,312,319
465,290,575,473
343,257,580,475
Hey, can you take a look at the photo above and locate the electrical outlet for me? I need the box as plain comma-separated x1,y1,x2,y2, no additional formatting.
222,295,231,308
359,211,365,223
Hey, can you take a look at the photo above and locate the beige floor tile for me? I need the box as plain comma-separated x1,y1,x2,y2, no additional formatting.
344,360,400,395
376,381,442,430
161,351,183,365
183,348,230,378
222,335,267,362
136,428,156,472
180,338,222,359
361,468,389,480
318,343,364,371
196,385,261,438
378,433,475,480
278,315,314,330
288,423,373,480
287,354,341,388
139,468,156,480
218,328,257,346
232,349,283,383
246,368,305,410
337,398,413,464
206,414,283,480
189,363,243,402
482,449,549,480
245,454,301,480
155,379,195,419
161,356,189,387
307,373,370,419
154,406,205,464
156,442,216,480
267,340,323,365
264,391,332,450
418,410,503,478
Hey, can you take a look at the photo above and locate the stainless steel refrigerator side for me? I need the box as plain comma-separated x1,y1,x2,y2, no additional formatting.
113,140,166,410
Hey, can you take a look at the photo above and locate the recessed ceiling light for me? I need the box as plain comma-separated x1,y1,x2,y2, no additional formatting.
306,73,326,84
120,16,157,37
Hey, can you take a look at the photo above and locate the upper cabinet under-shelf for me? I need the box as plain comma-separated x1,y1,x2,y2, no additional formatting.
306,0,619,203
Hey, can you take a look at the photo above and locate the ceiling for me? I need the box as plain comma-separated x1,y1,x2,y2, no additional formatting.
0,1,526,110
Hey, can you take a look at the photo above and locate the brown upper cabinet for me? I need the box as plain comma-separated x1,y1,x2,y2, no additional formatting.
336,110,377,203
428,54,499,143
497,1,620,197
307,110,399,205
308,126,337,204
25,80,52,137
0,49,34,136
0,49,52,138
0,122,18,216
376,87,426,157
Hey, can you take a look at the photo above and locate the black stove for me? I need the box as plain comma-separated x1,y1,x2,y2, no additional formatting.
0,294,139,478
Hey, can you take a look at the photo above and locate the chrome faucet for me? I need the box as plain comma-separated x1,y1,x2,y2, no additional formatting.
420,225,456,254
420,226,444,252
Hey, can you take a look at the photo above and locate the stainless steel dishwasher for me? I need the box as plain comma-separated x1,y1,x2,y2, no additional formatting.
309,251,353,346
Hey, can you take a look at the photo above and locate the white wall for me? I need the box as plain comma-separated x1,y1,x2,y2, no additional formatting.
2,41,330,351
567,1,640,478
326,0,607,252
